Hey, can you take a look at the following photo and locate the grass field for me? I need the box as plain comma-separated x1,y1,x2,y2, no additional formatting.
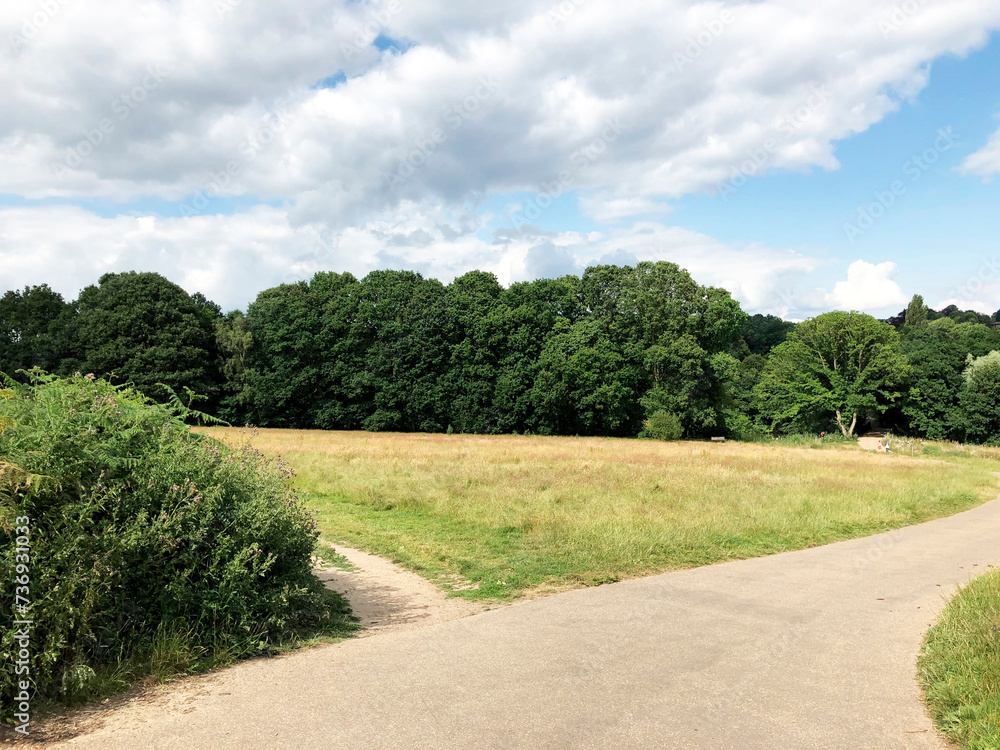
920,568,1000,749
200,428,1000,600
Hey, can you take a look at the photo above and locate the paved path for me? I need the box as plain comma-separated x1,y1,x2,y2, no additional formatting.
48,496,1000,749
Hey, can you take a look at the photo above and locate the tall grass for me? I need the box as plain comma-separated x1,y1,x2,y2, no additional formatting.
202,429,1000,600
920,568,1000,749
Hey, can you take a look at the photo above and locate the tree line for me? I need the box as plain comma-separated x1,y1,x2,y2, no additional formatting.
3,267,1000,443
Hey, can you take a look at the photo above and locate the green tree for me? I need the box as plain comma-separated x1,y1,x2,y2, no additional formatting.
740,314,795,356
350,270,450,432
529,318,639,436
959,351,1000,444
76,272,222,403
215,310,254,423
639,335,721,436
897,318,1000,439
928,304,993,326
756,311,910,436
715,353,768,441
0,285,75,378
904,294,928,329
442,271,504,433
490,276,583,433
578,261,747,437
242,272,362,429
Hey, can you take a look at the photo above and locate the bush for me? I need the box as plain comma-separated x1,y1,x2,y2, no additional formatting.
642,411,684,441
0,374,352,719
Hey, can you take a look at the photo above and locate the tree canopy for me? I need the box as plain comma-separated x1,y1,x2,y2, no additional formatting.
75,272,222,404
5,266,1000,444
756,311,909,436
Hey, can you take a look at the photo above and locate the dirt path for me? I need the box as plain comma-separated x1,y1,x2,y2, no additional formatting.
857,436,882,451
315,543,486,635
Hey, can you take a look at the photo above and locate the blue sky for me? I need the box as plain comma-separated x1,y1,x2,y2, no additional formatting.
476,36,1000,315
2,0,1000,316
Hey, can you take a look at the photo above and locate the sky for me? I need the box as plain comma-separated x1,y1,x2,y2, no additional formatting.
1,0,999,319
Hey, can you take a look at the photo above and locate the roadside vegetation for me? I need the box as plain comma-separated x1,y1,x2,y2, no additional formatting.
0,375,354,721
202,427,1000,601
921,568,1000,750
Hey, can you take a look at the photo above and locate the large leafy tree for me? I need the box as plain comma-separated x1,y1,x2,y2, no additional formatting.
350,270,451,432
529,318,640,436
0,285,76,378
717,353,768,440
490,275,583,433
897,318,1000,439
959,351,1000,444
756,311,910,436
215,310,254,424
903,294,928,329
581,261,746,436
242,272,363,429
76,272,222,403
442,271,505,433
740,314,795,357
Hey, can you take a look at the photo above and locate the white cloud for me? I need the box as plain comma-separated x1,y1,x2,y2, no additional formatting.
0,204,819,315
959,125,1000,178
824,260,908,312
933,298,996,314
2,0,998,317
0,0,997,219
578,195,671,222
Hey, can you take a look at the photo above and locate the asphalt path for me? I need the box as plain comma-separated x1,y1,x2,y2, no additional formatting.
53,495,1000,750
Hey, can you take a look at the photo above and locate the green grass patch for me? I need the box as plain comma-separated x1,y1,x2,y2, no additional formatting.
921,568,1000,749
314,544,359,571
201,429,1000,603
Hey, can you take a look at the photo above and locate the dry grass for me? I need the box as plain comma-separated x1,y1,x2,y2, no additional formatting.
199,428,1000,600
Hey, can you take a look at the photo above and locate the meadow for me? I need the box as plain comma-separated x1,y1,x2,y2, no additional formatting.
200,428,1000,601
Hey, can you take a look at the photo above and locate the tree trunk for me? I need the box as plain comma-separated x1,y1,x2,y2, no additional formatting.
835,410,858,437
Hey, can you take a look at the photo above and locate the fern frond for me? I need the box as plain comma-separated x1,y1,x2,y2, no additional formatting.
155,384,231,427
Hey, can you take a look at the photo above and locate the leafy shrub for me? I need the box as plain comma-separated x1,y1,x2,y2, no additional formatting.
723,412,770,442
0,374,352,719
642,411,684,441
